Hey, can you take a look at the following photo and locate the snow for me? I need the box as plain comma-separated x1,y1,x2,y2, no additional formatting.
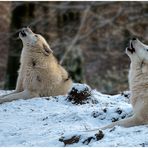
0,83,148,147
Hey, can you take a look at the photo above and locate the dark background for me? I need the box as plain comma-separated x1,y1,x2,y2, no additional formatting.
0,1,147,94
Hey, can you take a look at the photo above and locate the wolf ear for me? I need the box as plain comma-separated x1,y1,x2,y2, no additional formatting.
42,43,53,56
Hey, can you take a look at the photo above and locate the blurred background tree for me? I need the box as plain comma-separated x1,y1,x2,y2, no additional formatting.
0,1,147,94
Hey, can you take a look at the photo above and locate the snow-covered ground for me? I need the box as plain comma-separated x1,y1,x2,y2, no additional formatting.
0,83,148,147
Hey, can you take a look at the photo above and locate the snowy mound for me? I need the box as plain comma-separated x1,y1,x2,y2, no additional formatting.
0,83,147,147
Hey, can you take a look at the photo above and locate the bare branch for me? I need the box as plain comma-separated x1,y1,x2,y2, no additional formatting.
79,7,123,41
59,6,90,65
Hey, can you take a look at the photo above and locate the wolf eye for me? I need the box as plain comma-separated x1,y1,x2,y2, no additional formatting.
35,35,38,37
146,49,148,51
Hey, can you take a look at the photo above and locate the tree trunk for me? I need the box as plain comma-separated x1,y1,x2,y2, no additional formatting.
5,2,35,89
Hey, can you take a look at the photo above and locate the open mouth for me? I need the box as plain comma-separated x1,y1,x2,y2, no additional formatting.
127,42,135,53
20,30,27,37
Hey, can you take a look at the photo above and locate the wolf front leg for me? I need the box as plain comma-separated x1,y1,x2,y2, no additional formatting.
0,90,39,104
101,115,143,130
15,72,24,92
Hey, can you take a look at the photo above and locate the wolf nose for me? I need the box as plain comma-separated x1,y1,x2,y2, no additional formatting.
132,38,137,41
20,29,27,37
22,28,26,31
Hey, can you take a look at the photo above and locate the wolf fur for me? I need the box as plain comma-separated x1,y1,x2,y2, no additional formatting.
0,27,72,103
86,38,148,132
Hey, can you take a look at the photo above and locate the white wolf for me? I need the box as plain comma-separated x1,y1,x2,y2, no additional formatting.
101,38,148,129
88,38,148,131
0,27,72,103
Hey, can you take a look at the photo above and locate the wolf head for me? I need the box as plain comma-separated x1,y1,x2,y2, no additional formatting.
126,38,148,62
19,27,53,56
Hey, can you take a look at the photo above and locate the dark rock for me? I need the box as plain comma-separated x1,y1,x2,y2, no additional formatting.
82,136,95,145
116,108,122,114
67,84,91,105
103,108,107,113
59,135,80,146
95,130,104,140
112,117,119,122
